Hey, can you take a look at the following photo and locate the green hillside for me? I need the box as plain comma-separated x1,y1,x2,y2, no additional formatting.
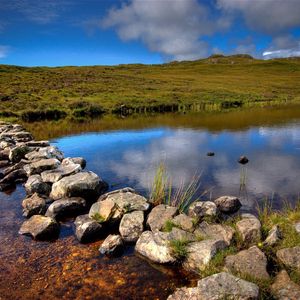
1,54,300,121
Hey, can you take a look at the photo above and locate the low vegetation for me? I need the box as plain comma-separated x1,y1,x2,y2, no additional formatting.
169,238,189,261
1,55,300,121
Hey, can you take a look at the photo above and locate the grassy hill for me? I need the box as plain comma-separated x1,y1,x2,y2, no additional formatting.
1,54,300,121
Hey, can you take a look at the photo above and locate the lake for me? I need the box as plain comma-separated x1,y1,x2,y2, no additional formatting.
1,105,300,299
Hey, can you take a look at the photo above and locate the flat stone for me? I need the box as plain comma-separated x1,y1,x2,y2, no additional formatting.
45,197,86,219
271,270,300,300
194,221,234,246
50,171,107,201
263,225,281,246
188,201,217,219
74,214,103,243
172,213,195,232
89,198,117,222
62,157,86,169
25,174,51,196
0,168,27,184
25,146,64,161
168,272,259,300
3,160,28,176
167,227,196,242
119,210,144,242
24,158,61,176
276,246,300,271
214,196,241,214
183,239,227,272
236,214,261,245
135,231,176,264
19,215,59,240
25,141,50,147
147,204,178,232
225,246,270,280
99,234,124,256
22,193,47,217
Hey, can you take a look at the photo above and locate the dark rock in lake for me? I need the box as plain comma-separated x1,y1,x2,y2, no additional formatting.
22,193,47,217
207,152,215,156
25,174,51,196
19,215,60,240
214,196,241,214
74,214,103,243
0,149,9,160
238,155,249,164
0,160,10,168
99,234,124,256
3,159,28,176
0,169,27,184
9,144,32,163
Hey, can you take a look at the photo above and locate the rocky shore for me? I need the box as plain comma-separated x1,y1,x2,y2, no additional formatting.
1,121,300,299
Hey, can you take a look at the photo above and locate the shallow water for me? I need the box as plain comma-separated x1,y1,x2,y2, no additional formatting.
1,105,300,299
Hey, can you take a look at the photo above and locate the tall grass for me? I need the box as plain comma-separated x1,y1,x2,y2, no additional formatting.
149,163,202,212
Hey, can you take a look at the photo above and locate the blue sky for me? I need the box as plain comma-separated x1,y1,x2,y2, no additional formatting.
1,0,300,66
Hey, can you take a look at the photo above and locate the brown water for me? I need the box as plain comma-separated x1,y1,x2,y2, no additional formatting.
1,105,300,299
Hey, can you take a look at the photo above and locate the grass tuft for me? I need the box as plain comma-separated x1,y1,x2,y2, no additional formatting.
169,239,189,261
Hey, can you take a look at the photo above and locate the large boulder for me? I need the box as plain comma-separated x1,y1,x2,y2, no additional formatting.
135,231,176,264
147,204,178,232
19,215,60,240
89,198,117,222
168,272,259,300
9,144,32,163
25,174,51,196
172,213,195,232
3,159,28,176
236,214,261,245
25,146,64,161
225,246,270,280
214,196,241,214
22,193,47,217
194,221,234,246
188,201,217,219
24,158,61,176
50,171,107,201
276,246,300,271
99,234,124,256
119,210,144,242
183,239,227,272
271,270,300,300
74,214,103,243
45,197,86,219
41,162,81,183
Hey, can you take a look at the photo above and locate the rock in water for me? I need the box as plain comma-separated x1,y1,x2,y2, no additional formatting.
238,156,249,164
89,198,117,222
119,211,144,242
22,193,47,217
19,215,60,240
45,197,86,219
9,145,31,163
62,157,86,169
99,234,124,256
74,214,103,243
225,246,270,280
24,158,61,176
135,231,176,264
214,196,241,214
147,204,178,232
168,272,259,300
50,171,107,201
188,201,217,219
25,174,51,196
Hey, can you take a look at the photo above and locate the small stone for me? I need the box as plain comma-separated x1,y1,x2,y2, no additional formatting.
294,222,300,233
263,225,281,246
147,204,178,232
89,198,117,222
167,227,196,242
0,160,10,168
74,214,102,243
236,214,261,245
188,201,217,219
207,152,215,156
214,196,242,214
119,210,144,242
271,270,300,300
225,246,270,280
22,193,47,217
19,215,60,240
45,197,86,219
99,234,124,256
238,156,249,164
276,246,300,271
25,174,51,196
172,213,195,232
62,157,86,169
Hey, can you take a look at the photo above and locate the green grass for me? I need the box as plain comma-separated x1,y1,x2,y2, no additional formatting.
1,55,300,121
163,220,178,232
169,239,189,261
91,213,106,223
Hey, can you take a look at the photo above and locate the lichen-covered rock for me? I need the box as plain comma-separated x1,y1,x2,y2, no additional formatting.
19,215,59,240
172,213,195,232
24,158,61,176
25,146,64,161
167,227,196,242
41,162,81,183
45,197,86,219
168,272,259,300
236,214,261,245
9,144,32,163
147,204,178,232
263,225,281,246
271,270,300,300
25,174,51,196
99,234,124,256
225,246,270,280
89,198,117,222
50,171,107,201
135,231,176,264
22,193,47,217
119,210,144,242
188,201,217,219
74,214,102,243
0,168,27,184
62,157,86,169
194,221,234,246
276,246,300,271
214,196,241,214
183,239,227,272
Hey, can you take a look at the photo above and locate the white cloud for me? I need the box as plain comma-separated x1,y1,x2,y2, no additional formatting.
0,45,9,58
102,0,225,61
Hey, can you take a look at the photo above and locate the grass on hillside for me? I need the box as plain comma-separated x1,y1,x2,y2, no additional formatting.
1,55,300,121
